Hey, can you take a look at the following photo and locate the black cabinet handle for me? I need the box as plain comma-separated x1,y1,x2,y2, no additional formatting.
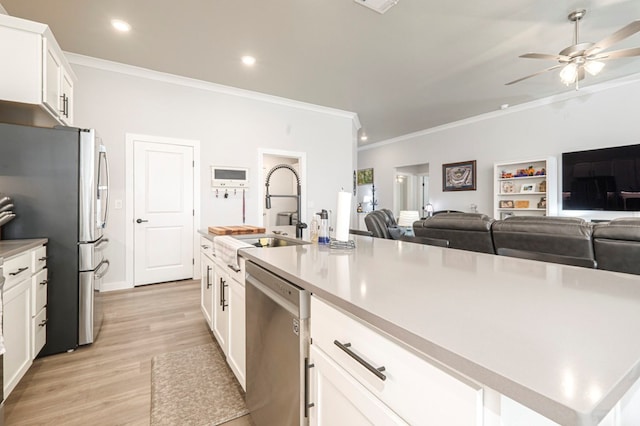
9,267,28,276
221,278,228,311
136,218,148,224
39,318,49,327
38,256,48,261
206,266,212,289
334,340,386,381
227,264,241,273
40,279,48,286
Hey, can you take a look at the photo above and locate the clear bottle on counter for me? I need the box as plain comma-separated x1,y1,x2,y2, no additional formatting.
310,214,319,243
318,209,330,245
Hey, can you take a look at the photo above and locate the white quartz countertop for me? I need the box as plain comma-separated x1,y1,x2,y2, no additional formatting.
240,236,640,426
0,238,48,260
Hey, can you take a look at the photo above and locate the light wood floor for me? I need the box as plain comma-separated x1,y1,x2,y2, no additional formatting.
4,280,252,426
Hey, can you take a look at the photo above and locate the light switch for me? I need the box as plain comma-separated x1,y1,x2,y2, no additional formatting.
114,199,123,209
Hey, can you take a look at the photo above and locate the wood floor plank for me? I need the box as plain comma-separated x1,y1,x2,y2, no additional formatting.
4,280,215,425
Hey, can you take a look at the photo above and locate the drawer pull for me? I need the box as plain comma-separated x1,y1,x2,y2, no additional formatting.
38,256,48,261
40,279,48,286
227,264,241,273
334,340,387,381
9,267,28,276
39,319,49,327
304,357,315,417
201,245,210,249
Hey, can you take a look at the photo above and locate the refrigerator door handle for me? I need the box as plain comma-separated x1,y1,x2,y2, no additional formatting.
98,148,110,229
95,259,110,279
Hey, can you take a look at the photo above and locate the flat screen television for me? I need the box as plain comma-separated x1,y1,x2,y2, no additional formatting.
563,144,640,211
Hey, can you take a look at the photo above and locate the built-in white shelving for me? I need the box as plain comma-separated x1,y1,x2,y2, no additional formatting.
494,158,557,220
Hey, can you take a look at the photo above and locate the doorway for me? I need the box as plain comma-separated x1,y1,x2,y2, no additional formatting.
125,134,201,287
258,149,306,232
394,163,429,218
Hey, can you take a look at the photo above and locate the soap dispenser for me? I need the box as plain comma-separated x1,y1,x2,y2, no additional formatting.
317,209,330,245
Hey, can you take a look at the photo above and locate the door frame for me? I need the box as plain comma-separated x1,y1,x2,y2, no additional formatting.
258,149,307,229
125,133,201,288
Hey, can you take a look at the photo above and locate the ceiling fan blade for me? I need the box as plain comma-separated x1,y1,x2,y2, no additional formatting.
520,53,571,61
505,64,564,85
585,20,640,56
593,47,640,60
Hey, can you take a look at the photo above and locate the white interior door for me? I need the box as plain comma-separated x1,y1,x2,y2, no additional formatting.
133,140,194,286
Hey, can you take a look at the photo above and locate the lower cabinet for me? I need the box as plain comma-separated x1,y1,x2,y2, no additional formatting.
200,252,214,329
212,261,229,354
227,276,246,390
309,344,407,425
3,277,32,398
309,296,483,426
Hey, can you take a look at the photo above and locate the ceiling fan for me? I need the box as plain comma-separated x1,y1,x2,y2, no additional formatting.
506,9,640,88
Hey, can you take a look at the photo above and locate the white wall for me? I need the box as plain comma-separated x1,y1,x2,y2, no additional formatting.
68,55,357,288
358,75,640,221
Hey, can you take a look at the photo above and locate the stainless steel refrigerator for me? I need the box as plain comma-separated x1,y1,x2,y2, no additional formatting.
0,123,110,356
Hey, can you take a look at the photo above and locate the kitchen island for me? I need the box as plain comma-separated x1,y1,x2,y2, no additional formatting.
240,235,640,426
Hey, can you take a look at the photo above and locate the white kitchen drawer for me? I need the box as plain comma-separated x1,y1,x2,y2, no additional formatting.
32,307,47,357
4,251,31,290
31,245,47,272
311,297,483,426
213,253,245,285
32,267,48,314
200,236,214,259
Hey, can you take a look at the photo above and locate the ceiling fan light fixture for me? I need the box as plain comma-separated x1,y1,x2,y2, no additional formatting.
560,63,578,85
584,60,605,76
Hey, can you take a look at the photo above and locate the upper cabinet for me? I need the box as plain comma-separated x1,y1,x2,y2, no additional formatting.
0,14,76,126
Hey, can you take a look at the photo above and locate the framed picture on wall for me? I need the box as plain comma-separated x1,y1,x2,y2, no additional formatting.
357,168,374,185
442,160,476,191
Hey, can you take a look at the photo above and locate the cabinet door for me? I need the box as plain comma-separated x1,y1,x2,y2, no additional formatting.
60,67,74,125
213,263,229,354
200,253,214,329
309,345,407,426
228,278,246,390
3,278,32,398
42,37,62,116
0,25,41,104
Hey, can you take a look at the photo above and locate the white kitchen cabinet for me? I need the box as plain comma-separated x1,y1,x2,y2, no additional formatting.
227,271,246,390
30,244,48,358
3,253,32,399
199,237,215,330
310,296,483,426
0,14,76,125
309,344,407,426
213,260,230,354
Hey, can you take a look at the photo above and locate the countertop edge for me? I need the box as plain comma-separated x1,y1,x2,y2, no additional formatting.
240,249,615,426
0,238,48,260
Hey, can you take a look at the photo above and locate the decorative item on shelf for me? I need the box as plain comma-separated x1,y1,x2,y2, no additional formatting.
535,168,546,176
539,180,547,192
515,200,530,208
425,203,434,217
538,197,547,209
443,160,476,191
515,168,529,177
499,200,515,209
356,203,363,213
501,171,513,178
527,165,535,176
521,183,536,193
501,181,515,193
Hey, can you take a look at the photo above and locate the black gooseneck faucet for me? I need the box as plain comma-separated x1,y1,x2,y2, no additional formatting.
265,164,307,238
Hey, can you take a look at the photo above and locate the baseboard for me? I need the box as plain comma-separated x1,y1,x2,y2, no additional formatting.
100,280,133,292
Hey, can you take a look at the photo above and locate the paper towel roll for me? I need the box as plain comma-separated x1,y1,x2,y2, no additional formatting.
335,191,352,242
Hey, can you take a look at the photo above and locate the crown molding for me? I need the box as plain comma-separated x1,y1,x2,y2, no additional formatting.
64,52,360,124
359,71,640,152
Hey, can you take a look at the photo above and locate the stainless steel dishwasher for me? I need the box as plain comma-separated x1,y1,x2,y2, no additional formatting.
245,261,311,426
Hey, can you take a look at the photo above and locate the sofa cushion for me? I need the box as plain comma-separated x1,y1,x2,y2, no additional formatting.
492,216,594,260
414,213,495,254
593,218,640,275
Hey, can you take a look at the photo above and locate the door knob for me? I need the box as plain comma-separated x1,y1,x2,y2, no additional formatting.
136,218,148,224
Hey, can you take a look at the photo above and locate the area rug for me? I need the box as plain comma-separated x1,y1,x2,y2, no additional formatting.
151,343,249,426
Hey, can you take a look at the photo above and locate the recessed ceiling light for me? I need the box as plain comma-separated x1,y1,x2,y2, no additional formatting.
111,19,131,32
360,134,368,142
500,103,510,110
242,56,256,66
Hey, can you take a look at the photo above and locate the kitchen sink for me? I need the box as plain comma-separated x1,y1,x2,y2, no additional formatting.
237,235,308,248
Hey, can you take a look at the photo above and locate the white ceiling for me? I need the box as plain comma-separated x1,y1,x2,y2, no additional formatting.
3,0,640,144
